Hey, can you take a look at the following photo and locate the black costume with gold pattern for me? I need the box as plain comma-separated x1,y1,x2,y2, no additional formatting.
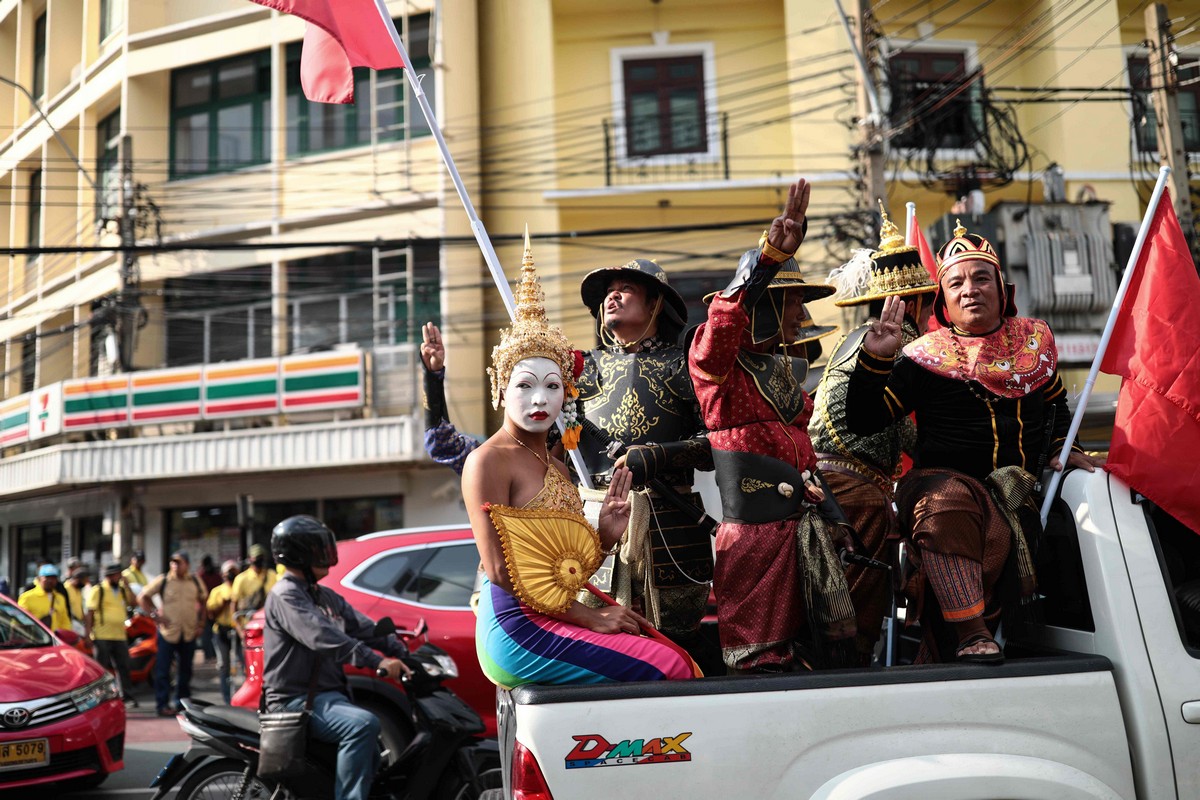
575,335,713,638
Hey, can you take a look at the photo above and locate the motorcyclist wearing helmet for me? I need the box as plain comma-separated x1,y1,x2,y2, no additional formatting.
263,515,411,800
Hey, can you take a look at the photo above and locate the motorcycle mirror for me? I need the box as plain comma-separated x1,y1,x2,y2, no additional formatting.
414,618,428,637
373,617,396,637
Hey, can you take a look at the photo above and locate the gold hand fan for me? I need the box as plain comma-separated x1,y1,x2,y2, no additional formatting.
486,503,602,614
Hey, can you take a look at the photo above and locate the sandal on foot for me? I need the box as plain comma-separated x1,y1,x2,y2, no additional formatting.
955,632,1005,665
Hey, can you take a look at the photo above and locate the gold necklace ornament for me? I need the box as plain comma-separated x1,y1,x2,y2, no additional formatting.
503,428,551,468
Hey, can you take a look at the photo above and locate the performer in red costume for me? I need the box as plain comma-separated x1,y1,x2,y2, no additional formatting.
689,180,856,673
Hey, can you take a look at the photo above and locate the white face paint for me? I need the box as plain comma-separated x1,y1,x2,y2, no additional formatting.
503,357,564,433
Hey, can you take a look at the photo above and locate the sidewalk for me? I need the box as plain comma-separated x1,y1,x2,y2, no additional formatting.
124,652,241,744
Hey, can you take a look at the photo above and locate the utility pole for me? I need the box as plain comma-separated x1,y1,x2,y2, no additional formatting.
116,135,138,371
1145,3,1196,246
839,0,887,213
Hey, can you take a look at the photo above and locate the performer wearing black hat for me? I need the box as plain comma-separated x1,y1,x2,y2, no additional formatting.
689,180,856,673
811,209,937,665
574,258,714,664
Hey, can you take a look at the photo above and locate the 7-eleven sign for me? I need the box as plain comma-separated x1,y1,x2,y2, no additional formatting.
28,383,63,440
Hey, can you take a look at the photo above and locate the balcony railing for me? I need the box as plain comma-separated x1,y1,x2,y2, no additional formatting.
602,112,730,186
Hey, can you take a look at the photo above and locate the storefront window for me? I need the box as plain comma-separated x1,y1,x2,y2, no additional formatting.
165,500,317,567
166,506,241,569
75,516,107,573
16,522,63,587
324,496,404,539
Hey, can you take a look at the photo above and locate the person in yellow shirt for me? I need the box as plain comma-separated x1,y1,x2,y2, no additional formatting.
65,568,91,632
86,563,137,705
18,564,70,632
206,560,242,703
232,544,277,632
122,550,150,592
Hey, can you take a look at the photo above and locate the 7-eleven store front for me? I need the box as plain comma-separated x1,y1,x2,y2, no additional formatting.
0,347,470,585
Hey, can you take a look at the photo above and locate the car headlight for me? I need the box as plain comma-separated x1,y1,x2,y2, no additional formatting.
72,674,120,713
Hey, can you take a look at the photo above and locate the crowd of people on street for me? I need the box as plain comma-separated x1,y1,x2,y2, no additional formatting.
5,543,282,713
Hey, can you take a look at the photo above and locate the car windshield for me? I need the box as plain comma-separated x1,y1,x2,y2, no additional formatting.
0,601,54,648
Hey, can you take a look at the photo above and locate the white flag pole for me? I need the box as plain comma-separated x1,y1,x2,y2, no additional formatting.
369,1,592,488
1038,165,1171,525
905,201,916,246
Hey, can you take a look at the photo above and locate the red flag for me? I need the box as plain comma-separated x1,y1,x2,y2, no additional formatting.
907,208,941,331
250,0,403,104
906,210,939,284
1100,197,1200,534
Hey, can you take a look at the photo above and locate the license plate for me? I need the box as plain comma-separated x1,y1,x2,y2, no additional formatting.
589,554,615,593
0,738,49,771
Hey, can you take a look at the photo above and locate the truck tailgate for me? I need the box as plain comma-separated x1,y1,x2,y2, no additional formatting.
509,654,1135,799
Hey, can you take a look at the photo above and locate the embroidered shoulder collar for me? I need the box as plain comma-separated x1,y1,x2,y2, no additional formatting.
602,335,674,354
902,317,1057,398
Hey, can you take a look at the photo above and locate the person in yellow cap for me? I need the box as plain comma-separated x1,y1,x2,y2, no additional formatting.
206,560,242,703
86,562,138,705
18,564,71,632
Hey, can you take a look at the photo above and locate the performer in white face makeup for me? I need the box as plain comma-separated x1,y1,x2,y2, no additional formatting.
502,357,564,434
461,235,693,687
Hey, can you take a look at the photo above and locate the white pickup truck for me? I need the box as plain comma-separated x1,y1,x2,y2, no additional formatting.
492,468,1200,799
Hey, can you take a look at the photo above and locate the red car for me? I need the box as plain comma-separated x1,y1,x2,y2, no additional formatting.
234,524,495,734
0,594,126,792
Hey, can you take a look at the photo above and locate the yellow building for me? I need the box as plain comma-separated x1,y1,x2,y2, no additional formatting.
1,0,1183,580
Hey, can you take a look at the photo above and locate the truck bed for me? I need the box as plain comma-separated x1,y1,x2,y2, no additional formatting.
504,653,1136,799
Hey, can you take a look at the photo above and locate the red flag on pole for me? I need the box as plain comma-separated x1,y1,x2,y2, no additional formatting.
906,208,941,331
250,0,403,104
1100,197,1200,534
905,210,939,284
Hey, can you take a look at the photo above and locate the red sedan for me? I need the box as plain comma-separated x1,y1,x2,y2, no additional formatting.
0,594,126,792
234,524,495,734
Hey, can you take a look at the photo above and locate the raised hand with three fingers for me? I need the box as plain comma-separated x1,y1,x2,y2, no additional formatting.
862,294,906,359
420,322,445,372
764,179,812,258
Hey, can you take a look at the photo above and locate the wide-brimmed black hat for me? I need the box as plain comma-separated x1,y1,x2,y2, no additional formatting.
702,254,836,305
702,251,838,346
580,259,688,331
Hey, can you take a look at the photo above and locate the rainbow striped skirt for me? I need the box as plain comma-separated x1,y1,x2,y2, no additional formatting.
475,579,692,689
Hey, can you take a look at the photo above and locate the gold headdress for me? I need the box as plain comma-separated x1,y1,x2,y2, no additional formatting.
829,203,937,307
487,229,582,447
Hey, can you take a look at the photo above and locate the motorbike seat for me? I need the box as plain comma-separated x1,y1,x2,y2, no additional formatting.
192,704,263,734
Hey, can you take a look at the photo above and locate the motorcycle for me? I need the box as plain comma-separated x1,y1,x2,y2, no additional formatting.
60,610,158,685
148,619,501,800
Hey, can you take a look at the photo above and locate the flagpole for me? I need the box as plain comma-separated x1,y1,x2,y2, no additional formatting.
905,201,916,246
370,0,593,488
1038,165,1172,525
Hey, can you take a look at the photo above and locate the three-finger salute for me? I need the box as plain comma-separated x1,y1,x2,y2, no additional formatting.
863,294,905,359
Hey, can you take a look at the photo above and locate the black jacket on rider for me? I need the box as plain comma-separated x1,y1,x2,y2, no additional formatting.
262,574,403,709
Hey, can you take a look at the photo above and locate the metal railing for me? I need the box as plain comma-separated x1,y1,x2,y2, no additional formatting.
602,112,729,186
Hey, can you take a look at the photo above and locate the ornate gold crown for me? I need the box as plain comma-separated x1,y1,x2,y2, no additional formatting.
935,218,1001,279
488,229,577,410
830,204,936,307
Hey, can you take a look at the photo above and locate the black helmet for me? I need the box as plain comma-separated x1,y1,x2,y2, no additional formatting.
271,515,339,571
